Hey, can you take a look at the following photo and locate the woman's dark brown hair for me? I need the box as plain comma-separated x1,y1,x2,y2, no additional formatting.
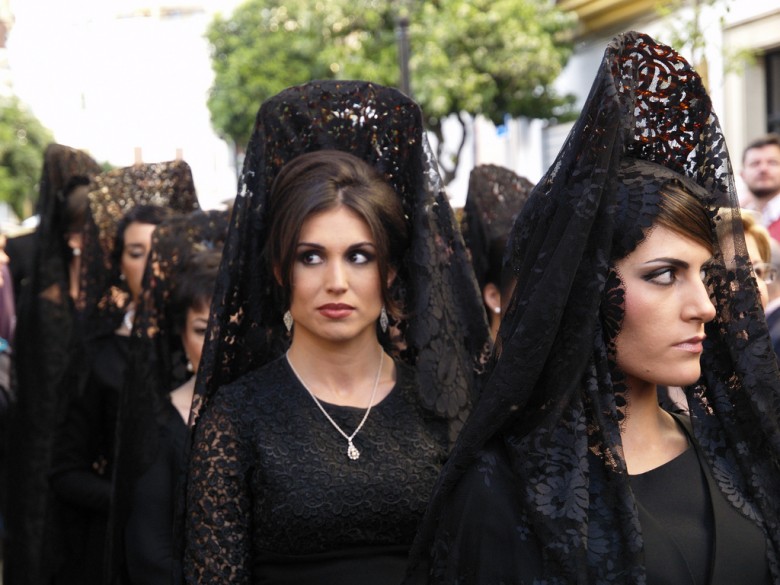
170,248,222,335
265,149,409,316
654,181,714,255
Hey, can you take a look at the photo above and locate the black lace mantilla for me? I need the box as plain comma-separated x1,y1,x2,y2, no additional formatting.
408,31,780,585
190,80,491,443
79,161,200,339
461,164,534,291
6,144,102,585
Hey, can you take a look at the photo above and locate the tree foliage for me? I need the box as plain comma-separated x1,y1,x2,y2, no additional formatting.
0,97,54,218
206,0,576,182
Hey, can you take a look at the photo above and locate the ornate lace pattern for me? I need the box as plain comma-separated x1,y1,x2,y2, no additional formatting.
185,357,448,582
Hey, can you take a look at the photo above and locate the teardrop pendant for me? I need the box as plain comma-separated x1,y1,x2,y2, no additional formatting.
347,440,360,460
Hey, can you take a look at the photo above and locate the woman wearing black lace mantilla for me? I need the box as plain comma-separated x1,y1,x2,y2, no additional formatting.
405,32,780,585
183,81,490,584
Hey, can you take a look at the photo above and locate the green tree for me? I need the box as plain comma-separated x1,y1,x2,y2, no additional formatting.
206,0,576,183
656,0,755,88
0,96,54,218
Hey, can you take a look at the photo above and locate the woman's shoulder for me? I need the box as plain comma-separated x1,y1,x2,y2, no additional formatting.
211,354,292,405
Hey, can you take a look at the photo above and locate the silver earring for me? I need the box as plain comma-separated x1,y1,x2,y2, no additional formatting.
379,306,389,333
493,307,501,314
72,247,81,257
119,273,126,281
283,310,294,332
186,360,194,373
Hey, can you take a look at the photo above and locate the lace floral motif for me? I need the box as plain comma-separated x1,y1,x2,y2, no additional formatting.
185,358,448,582
79,161,200,338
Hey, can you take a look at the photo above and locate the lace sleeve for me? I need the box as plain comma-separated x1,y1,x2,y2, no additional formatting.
184,384,253,584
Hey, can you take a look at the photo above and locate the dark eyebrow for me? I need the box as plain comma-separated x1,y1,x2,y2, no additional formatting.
347,242,376,250
296,241,376,249
643,256,715,270
641,257,689,269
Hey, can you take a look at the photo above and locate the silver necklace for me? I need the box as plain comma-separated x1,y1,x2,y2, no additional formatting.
287,348,384,461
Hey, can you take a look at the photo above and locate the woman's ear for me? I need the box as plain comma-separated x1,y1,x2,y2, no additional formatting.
482,282,501,315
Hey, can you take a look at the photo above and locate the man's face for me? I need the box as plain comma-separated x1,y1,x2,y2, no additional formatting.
742,144,780,200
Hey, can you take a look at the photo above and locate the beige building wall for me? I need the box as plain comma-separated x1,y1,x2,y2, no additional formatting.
722,9,780,166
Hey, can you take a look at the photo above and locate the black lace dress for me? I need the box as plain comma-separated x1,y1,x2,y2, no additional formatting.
185,356,447,584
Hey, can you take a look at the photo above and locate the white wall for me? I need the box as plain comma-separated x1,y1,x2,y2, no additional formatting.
6,0,243,211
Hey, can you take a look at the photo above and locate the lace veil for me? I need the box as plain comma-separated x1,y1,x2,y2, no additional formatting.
5,144,102,585
78,160,200,341
409,31,780,583
189,80,491,443
107,209,229,583
460,164,534,293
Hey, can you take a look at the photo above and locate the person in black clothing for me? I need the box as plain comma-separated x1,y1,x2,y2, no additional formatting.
107,209,228,585
49,204,173,584
183,81,490,585
47,161,199,585
5,144,101,585
406,31,780,585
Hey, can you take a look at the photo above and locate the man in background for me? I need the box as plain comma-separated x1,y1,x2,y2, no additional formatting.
741,133,780,242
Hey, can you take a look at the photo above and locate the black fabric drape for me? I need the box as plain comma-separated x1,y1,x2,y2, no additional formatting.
5,144,101,585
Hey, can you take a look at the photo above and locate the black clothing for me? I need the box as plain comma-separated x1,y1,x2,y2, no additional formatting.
124,399,187,585
186,357,446,584
632,449,712,585
49,333,129,584
6,144,101,585
47,162,199,585
5,230,35,307
765,307,780,364
108,210,228,584
423,414,770,585
408,31,780,584
632,415,770,585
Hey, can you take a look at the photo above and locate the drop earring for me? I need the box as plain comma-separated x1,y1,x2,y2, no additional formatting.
379,306,389,333
283,310,294,332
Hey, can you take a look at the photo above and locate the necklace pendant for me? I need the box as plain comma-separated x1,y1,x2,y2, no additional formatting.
347,441,360,460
